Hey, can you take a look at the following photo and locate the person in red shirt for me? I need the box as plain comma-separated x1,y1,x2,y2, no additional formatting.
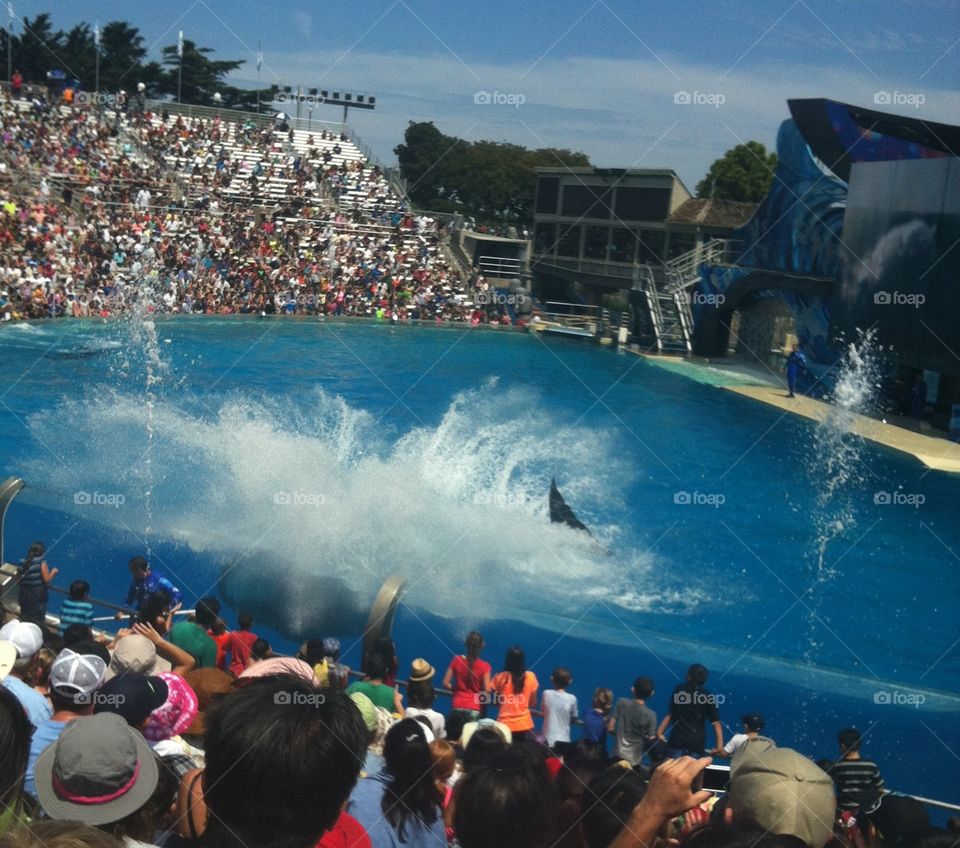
442,631,492,723
225,612,258,678
11,70,23,99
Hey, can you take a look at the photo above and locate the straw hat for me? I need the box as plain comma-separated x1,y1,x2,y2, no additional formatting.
409,658,435,684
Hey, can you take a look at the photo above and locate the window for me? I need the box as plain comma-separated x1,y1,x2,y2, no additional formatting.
609,228,637,264
557,224,581,257
534,223,557,255
584,225,609,260
560,184,614,219
536,177,560,214
637,230,665,263
614,187,671,221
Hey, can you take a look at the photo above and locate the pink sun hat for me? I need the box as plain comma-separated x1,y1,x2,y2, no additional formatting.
144,672,199,742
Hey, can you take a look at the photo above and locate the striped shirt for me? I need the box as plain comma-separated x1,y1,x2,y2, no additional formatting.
18,557,44,589
59,599,94,633
828,758,885,809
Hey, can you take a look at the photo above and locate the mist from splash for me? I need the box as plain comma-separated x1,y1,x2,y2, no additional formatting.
25,379,695,630
809,329,882,582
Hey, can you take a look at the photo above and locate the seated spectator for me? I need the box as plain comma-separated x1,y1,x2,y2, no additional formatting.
580,764,647,848
141,671,200,779
857,792,932,848
60,580,95,633
0,679,32,830
364,636,399,687
225,612,257,677
550,754,607,848
108,624,195,678
168,598,220,669
346,654,403,713
319,638,350,689
454,746,554,848
33,712,174,846
24,647,107,798
348,718,445,847
727,740,835,848
461,722,510,773
0,620,51,729
246,637,272,667
828,727,885,811
0,821,123,848
349,692,385,776
61,623,94,647
201,676,367,848
405,676,445,739
181,667,234,745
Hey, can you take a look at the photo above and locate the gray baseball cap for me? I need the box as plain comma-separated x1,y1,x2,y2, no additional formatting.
50,649,107,701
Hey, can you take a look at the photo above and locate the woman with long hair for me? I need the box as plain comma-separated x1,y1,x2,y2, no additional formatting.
442,631,491,722
348,718,445,847
491,646,538,743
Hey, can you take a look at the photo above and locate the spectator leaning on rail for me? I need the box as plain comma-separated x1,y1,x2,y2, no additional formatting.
656,663,724,758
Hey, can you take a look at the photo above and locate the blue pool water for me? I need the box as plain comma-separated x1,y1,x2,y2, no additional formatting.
0,318,957,805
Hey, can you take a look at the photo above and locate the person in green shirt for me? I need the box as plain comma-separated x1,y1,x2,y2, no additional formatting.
168,597,220,669
346,655,402,713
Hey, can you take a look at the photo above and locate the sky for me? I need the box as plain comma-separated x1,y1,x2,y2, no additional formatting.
14,0,960,190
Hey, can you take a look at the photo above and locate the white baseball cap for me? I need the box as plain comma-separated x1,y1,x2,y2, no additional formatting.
0,640,17,680
0,620,44,659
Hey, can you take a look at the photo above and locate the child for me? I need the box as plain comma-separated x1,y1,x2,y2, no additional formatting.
406,680,446,739
60,580,94,634
542,667,578,751
247,637,272,667
721,712,767,758
17,541,57,629
828,727,885,810
609,676,657,767
227,612,258,678
581,687,613,752
208,618,229,671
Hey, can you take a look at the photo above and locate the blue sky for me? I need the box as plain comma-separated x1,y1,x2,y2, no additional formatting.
15,0,960,189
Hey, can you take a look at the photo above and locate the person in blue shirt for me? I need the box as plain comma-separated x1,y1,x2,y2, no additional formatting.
785,345,807,398
124,556,182,613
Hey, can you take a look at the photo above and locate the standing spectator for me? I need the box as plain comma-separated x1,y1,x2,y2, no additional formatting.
168,597,220,669
581,687,613,753
406,678,445,740
610,676,657,767
721,713,768,758
60,580,94,634
16,542,57,629
491,646,538,743
442,631,491,723
828,727,885,810
0,621,51,729
656,663,723,758
542,667,578,751
348,718,445,847
123,556,182,614
11,70,22,100
225,612,258,677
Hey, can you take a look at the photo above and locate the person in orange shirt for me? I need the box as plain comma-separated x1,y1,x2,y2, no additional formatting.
491,645,538,743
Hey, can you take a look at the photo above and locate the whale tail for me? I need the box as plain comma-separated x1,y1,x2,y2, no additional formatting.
549,478,591,535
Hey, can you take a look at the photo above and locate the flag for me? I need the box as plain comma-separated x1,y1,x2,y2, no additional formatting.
177,30,184,58
256,41,262,72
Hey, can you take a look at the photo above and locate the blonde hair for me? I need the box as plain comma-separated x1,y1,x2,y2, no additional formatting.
592,687,613,714
429,739,456,783
0,821,122,848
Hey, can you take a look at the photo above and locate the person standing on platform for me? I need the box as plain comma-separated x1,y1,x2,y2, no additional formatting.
786,344,807,398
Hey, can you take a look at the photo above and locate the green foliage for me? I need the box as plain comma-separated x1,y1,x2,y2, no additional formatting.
394,121,589,225
0,11,263,108
695,141,778,203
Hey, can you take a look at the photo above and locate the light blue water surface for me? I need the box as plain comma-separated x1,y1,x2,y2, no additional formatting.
0,317,957,805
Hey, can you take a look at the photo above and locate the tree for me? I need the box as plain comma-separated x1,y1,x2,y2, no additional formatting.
696,141,778,203
394,121,590,225
159,38,262,109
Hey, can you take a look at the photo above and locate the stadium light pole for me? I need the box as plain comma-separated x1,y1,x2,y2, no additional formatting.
177,30,183,103
6,2,13,84
93,21,99,94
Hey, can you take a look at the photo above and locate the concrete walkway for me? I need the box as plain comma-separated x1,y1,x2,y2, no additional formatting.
638,353,960,473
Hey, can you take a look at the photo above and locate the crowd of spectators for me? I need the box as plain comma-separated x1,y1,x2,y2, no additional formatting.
0,89,529,324
1,544,956,848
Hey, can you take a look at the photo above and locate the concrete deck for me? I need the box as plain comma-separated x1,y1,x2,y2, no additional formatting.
638,354,960,473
